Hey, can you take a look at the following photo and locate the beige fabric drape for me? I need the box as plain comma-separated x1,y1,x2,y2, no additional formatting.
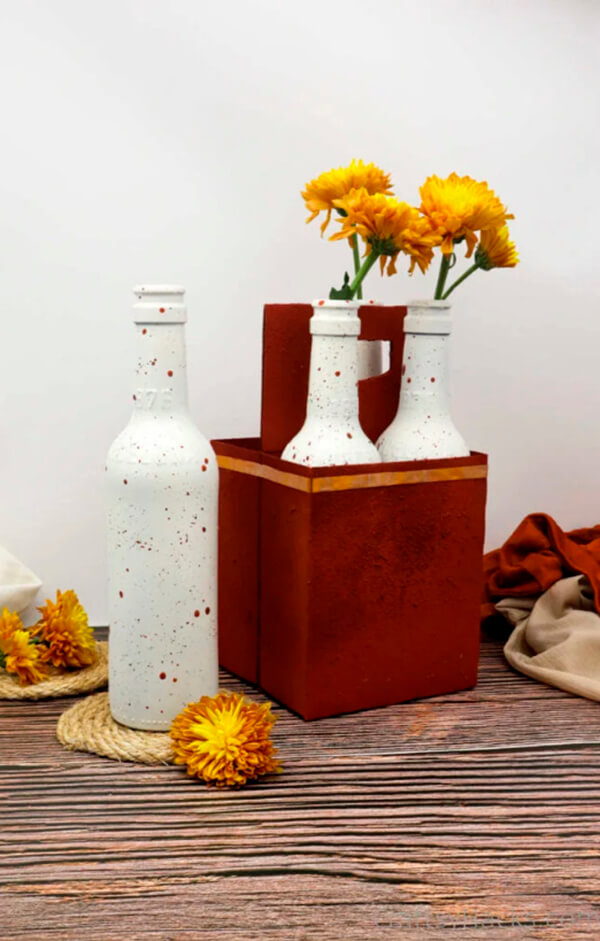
498,575,600,702
0,546,42,614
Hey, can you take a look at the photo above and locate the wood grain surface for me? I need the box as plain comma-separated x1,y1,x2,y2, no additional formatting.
2,632,600,940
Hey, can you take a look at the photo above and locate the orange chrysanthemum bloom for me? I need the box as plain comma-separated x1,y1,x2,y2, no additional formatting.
170,691,282,787
476,225,519,270
419,172,514,258
0,608,48,685
302,159,393,235
331,188,438,275
33,589,95,669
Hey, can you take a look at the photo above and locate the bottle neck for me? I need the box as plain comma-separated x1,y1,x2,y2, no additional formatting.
131,323,188,417
305,302,362,425
401,332,451,411
306,333,361,422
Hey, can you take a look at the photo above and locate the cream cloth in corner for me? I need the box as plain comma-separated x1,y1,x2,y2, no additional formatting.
0,546,42,614
498,574,600,701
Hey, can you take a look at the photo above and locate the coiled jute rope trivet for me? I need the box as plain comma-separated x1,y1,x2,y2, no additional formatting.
0,641,108,699
57,691,174,765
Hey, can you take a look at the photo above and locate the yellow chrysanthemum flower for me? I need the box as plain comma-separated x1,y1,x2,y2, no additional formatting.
33,589,95,669
331,188,438,275
476,225,519,270
419,172,514,258
170,691,282,787
0,607,25,641
302,159,393,235
0,609,48,685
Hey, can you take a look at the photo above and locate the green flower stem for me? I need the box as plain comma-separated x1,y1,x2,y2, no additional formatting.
442,263,480,299
434,253,452,300
349,250,379,299
351,234,363,300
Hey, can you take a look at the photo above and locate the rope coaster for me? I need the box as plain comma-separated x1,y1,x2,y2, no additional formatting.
57,691,174,765
0,641,108,700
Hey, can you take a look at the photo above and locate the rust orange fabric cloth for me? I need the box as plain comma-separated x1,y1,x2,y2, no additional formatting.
482,513,600,622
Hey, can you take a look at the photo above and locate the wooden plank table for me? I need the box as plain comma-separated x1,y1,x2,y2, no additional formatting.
2,633,600,940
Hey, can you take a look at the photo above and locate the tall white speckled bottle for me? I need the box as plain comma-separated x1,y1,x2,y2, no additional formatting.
106,285,218,731
281,299,380,466
377,300,469,461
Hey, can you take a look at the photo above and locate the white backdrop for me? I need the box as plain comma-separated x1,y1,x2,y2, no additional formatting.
2,0,599,624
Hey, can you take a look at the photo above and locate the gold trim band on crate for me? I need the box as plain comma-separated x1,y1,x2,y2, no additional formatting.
216,454,487,493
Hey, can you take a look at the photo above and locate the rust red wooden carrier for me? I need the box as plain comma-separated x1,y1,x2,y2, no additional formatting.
213,304,487,719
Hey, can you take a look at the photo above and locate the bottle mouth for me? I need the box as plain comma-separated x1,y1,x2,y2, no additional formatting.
312,298,361,310
134,284,185,295
407,299,452,310
133,285,187,324
311,299,362,336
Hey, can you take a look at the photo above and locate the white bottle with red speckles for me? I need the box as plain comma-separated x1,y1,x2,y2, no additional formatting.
106,285,218,731
281,299,380,467
377,300,469,462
